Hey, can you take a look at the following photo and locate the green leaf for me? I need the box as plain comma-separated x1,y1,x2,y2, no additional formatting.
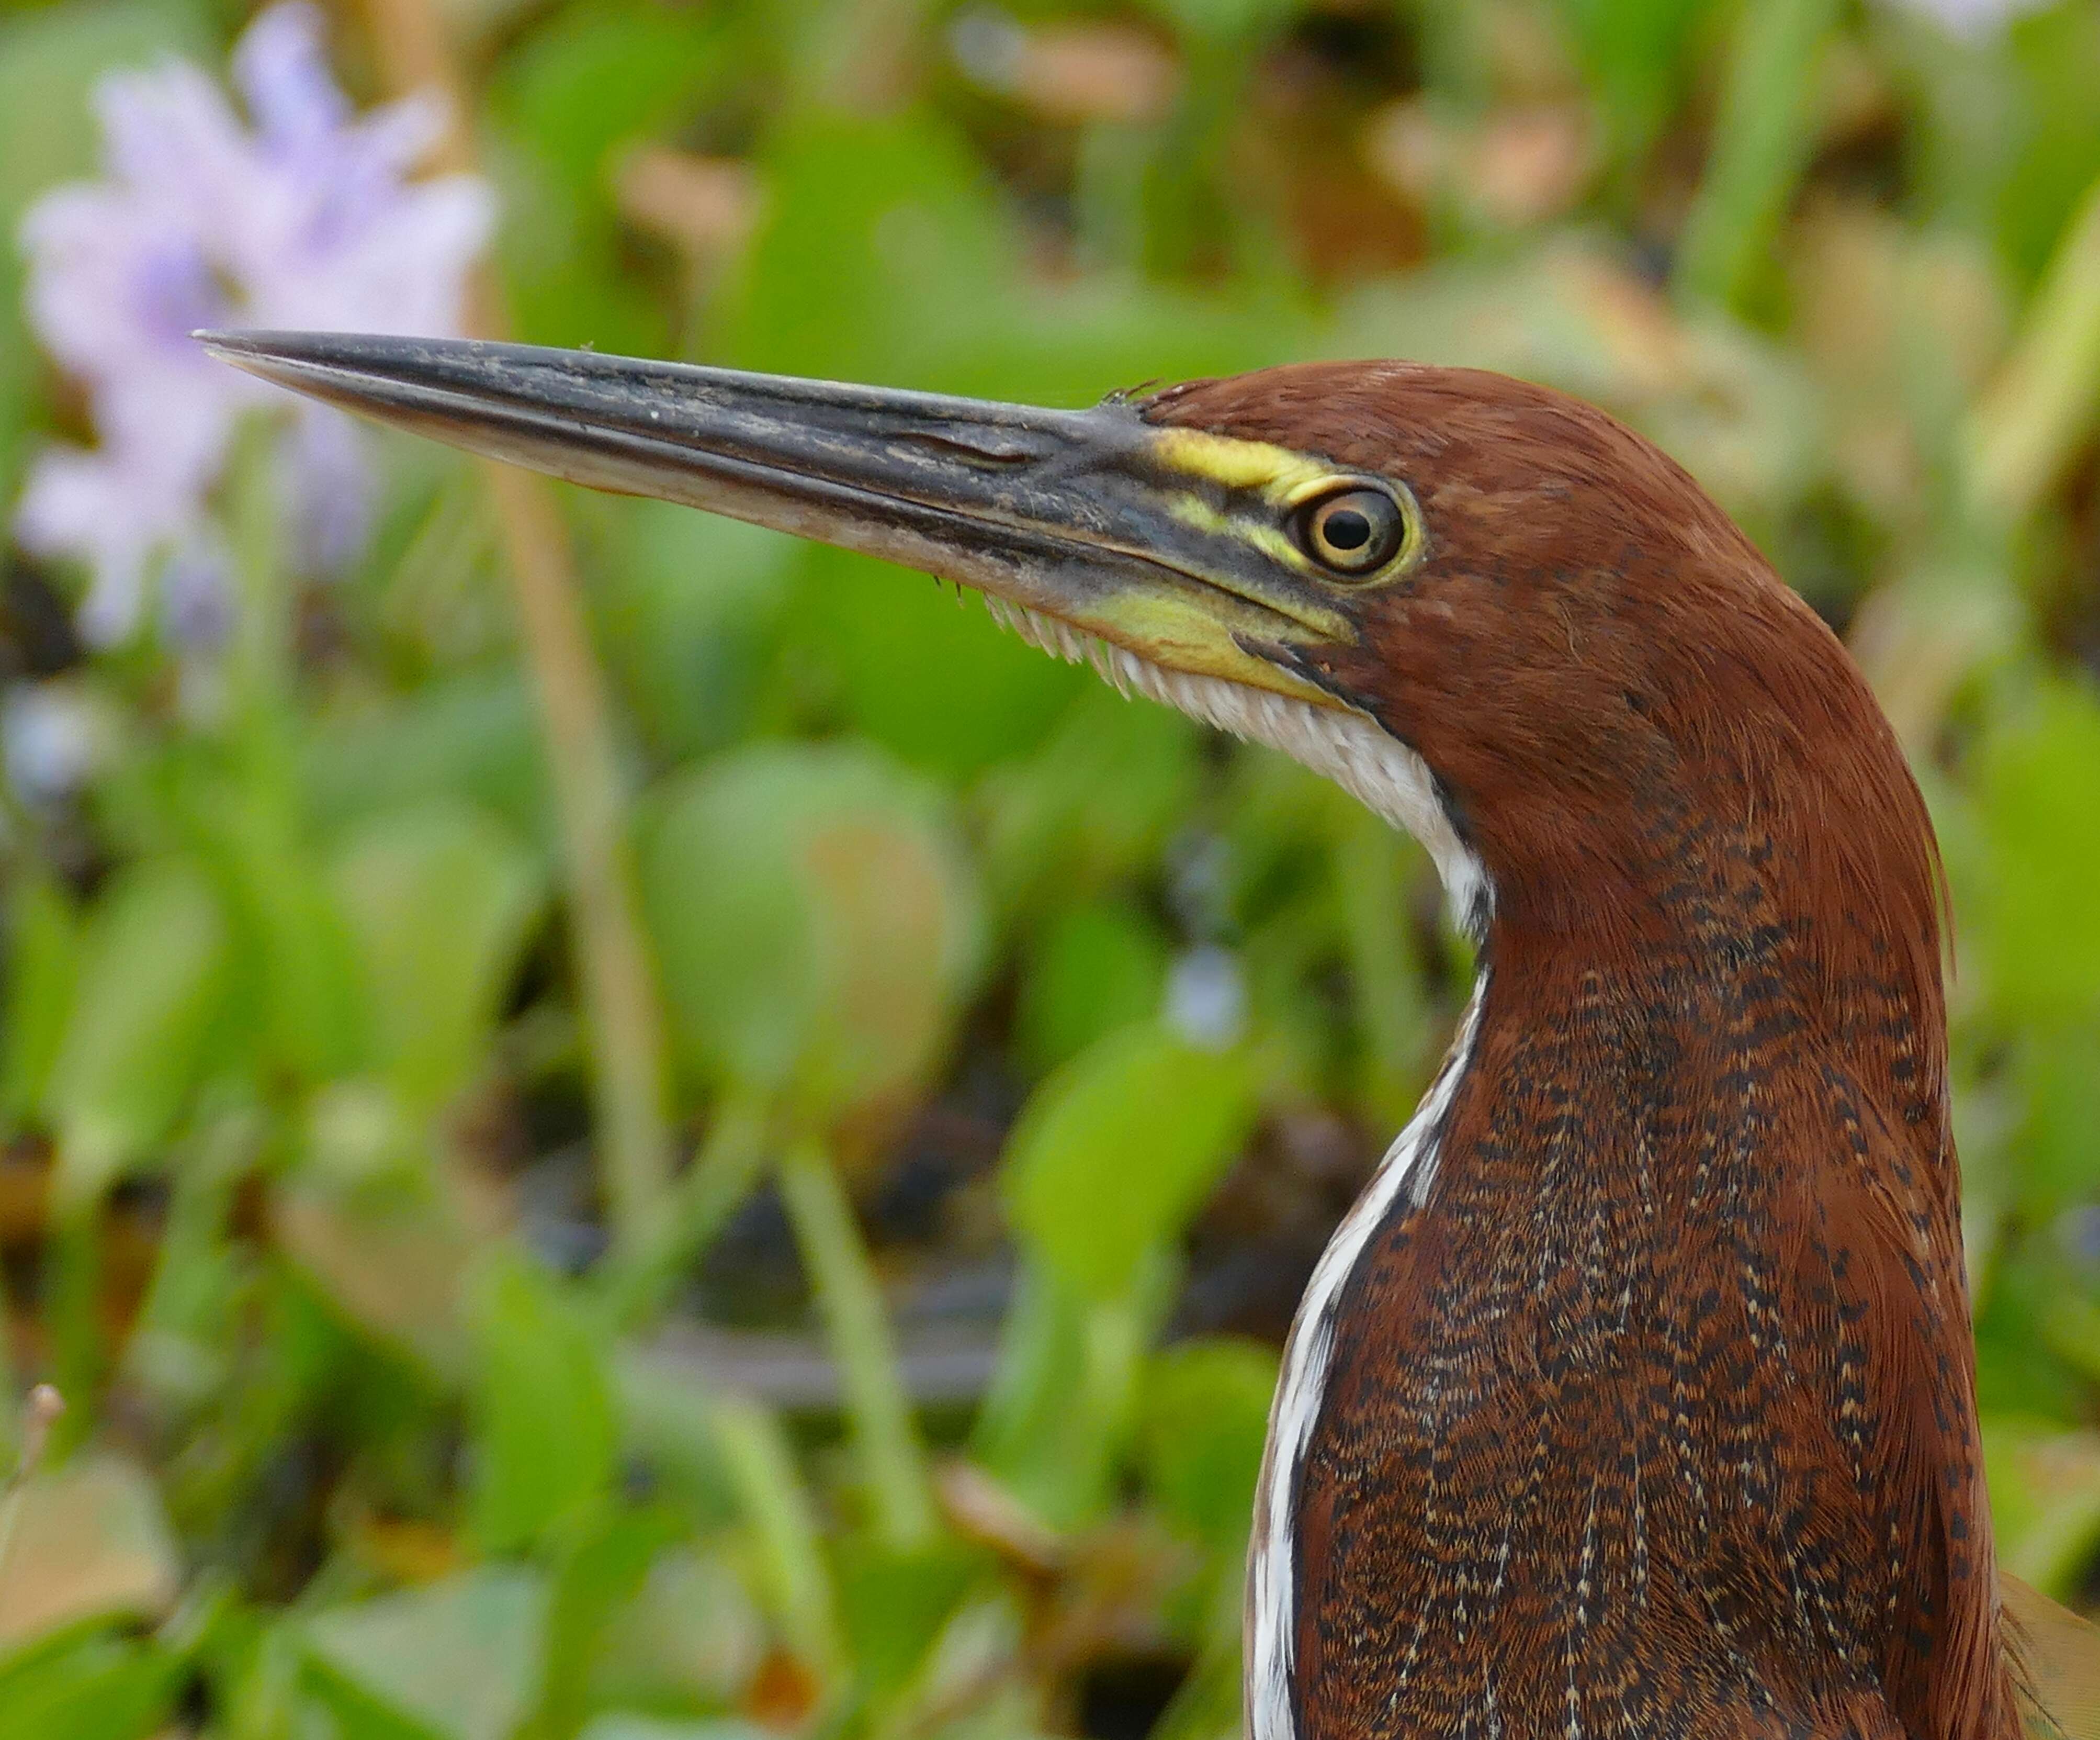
534,1509,685,1740
1999,5,2100,285
832,1537,976,1708
42,857,230,1210
168,733,366,1090
305,674,551,854
489,2,729,196
1673,0,1841,313
612,1349,735,1527
980,687,1203,917
467,1254,618,1555
330,801,547,1114
1560,0,1713,160
1142,1339,1277,1557
216,1618,308,1740
800,548,1086,783
0,871,80,1132
487,0,729,356
121,1106,255,1414
1982,1419,2100,1598
587,500,797,761
1003,1024,1257,1302
983,1018,1260,1524
1971,678,2100,1025
1974,1245,2090,1425
0,1633,180,1740
584,1548,765,1718
972,1258,1169,1528
639,743,982,1127
1015,901,1169,1079
272,1172,477,1378
306,1569,549,1740
724,114,1009,384
580,1720,770,1740
2007,1021,2100,1215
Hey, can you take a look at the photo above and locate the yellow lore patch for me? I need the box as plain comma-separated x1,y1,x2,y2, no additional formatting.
1149,428,1338,500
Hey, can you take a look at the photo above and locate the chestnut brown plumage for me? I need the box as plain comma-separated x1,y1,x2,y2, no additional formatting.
1153,369,1982,1740
195,330,2096,1740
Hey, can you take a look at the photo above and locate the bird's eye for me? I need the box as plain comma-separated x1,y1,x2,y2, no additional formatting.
1297,486,1406,576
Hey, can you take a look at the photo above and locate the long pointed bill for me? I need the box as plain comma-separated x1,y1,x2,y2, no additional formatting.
196,330,1356,703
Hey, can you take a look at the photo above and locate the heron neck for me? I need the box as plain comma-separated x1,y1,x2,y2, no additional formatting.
1262,910,2011,1740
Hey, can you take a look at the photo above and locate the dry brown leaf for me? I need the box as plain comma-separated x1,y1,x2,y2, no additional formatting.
271,1178,484,1377
1470,106,1593,228
0,1452,179,1653
1363,100,1594,230
615,148,762,265
1013,26,1177,126
954,13,1178,126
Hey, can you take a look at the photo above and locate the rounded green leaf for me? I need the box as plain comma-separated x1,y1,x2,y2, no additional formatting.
1143,1338,1277,1555
306,1568,548,1740
329,800,547,1114
1003,1023,1257,1301
42,858,230,1210
1016,900,1169,1077
639,742,982,1127
1971,679,2100,1024
467,1254,618,1555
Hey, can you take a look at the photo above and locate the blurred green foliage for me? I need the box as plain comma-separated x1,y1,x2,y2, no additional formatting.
1,0,2099,1736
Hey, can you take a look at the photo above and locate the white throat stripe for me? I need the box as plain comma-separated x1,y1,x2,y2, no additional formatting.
1245,976,1488,1740
982,599,1492,939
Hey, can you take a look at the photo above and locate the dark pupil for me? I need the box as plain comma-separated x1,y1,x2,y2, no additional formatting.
1324,507,1372,551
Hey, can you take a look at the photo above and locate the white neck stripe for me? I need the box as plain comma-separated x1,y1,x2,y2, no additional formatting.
1245,975,1488,1740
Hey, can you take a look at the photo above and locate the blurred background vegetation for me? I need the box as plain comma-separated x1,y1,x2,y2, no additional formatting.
1,0,2098,1734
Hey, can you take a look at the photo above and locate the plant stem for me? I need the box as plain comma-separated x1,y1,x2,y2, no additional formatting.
776,1137,935,1550
44,1209,99,1452
1964,171,2100,522
709,1393,842,1674
0,1385,65,1580
1673,0,1838,315
602,1093,771,1329
480,465,673,1266
353,0,675,1267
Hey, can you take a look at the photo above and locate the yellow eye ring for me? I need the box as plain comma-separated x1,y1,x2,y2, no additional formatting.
1295,485,1407,576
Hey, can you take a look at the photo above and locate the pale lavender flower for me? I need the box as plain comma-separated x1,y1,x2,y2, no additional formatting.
3,682,120,801
1877,0,2053,40
1166,945,1246,1051
11,3,492,646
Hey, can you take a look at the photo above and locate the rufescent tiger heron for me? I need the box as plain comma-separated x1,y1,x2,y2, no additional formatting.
201,329,2100,1740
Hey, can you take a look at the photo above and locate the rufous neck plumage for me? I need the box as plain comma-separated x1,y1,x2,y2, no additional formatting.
1270,813,2001,1740
1258,638,2002,1740
1163,371,2013,1740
